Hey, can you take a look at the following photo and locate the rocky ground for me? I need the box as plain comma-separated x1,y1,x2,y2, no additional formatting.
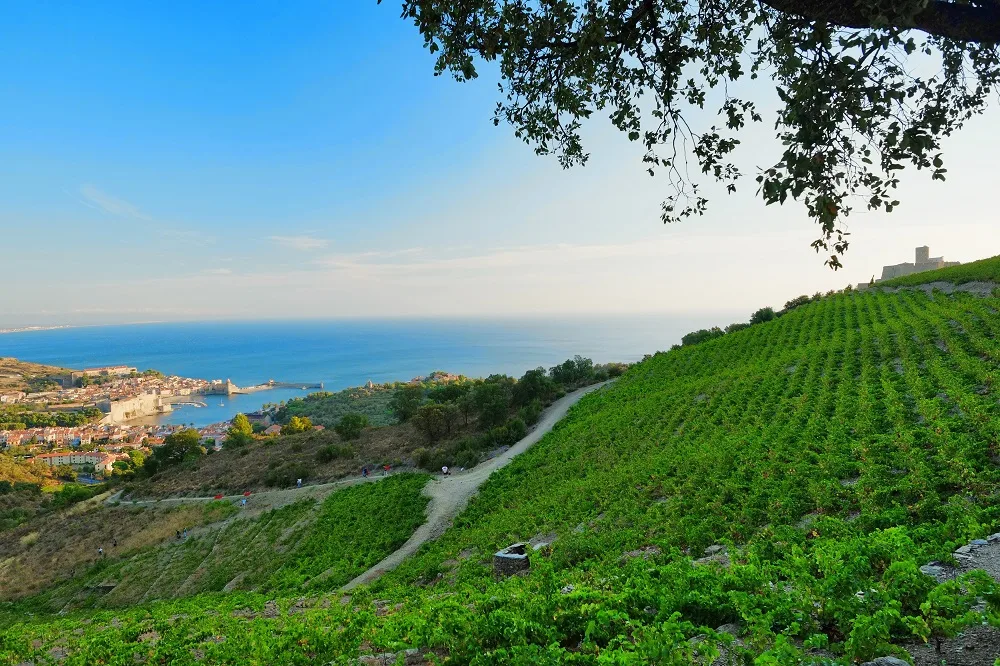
889,534,1000,666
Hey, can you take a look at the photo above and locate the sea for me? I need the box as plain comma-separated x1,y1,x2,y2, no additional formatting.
0,315,726,427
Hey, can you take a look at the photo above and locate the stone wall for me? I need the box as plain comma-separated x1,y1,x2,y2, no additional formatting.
493,543,530,578
98,393,172,423
878,246,960,281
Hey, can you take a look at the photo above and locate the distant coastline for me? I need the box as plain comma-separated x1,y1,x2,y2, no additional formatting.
0,321,166,335
0,325,76,335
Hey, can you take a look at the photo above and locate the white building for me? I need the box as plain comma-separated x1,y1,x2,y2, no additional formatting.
34,451,116,472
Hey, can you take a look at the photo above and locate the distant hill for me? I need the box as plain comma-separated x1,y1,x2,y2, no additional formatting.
0,357,72,393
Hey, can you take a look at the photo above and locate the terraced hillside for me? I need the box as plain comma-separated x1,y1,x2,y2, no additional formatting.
5,269,1000,665
3,474,429,613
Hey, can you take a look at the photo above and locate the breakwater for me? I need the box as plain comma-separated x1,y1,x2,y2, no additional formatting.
202,379,324,395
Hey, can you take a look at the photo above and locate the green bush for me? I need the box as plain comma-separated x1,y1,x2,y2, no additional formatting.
334,413,369,441
316,444,352,464
281,416,313,435
749,306,776,324
681,327,725,346
50,483,104,509
12,482,42,496
518,399,543,426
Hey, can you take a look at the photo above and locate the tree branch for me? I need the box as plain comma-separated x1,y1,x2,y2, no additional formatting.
759,0,1000,43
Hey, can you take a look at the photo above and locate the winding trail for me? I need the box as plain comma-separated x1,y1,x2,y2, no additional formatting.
339,381,610,591
106,475,380,511
103,381,610,591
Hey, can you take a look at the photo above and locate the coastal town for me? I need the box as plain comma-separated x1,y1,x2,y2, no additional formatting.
1,363,239,411
0,366,468,479
0,361,279,478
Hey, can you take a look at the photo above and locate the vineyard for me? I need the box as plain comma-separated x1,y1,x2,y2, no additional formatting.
2,474,429,615
5,276,1000,664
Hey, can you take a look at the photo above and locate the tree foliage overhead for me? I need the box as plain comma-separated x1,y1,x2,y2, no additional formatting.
392,0,1000,267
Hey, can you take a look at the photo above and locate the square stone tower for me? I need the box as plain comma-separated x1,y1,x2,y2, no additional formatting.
915,246,930,264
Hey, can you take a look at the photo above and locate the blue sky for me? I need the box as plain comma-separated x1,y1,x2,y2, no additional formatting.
3,2,1000,326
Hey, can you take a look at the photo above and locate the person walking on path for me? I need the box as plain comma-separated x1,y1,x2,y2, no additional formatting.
182,528,188,539
441,466,449,476
97,547,104,557
241,497,247,508
383,464,390,476
362,466,368,478
297,478,302,488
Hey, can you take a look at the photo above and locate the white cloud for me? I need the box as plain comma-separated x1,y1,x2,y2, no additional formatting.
78,185,151,220
204,268,232,275
270,235,329,251
313,239,697,276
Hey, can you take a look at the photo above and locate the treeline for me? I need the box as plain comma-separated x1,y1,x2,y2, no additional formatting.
677,292,831,348
390,356,626,471
0,407,104,430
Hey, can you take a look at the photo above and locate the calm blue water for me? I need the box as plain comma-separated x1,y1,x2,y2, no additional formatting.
0,315,726,426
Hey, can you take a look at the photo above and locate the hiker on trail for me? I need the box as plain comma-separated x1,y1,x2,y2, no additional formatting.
183,528,188,539
362,466,368,478
241,497,247,508
176,530,181,540
383,464,390,476
112,538,117,548
98,547,104,557
442,466,449,476
297,478,302,488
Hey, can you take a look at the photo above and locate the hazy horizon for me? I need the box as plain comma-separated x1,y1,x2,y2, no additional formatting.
3,3,1000,327
1,309,745,332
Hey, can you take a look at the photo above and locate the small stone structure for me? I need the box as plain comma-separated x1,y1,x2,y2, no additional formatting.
493,543,530,578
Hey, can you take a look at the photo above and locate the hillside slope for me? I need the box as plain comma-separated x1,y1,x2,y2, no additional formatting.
879,253,1000,287
4,286,1000,664
0,357,71,392
3,474,429,612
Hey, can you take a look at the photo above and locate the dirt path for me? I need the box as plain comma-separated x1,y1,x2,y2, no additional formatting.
106,475,384,514
340,381,611,591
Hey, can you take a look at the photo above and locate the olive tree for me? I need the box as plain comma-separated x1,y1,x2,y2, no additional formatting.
389,0,1000,266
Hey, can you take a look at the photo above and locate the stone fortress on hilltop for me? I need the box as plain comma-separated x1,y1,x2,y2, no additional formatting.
878,245,959,282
